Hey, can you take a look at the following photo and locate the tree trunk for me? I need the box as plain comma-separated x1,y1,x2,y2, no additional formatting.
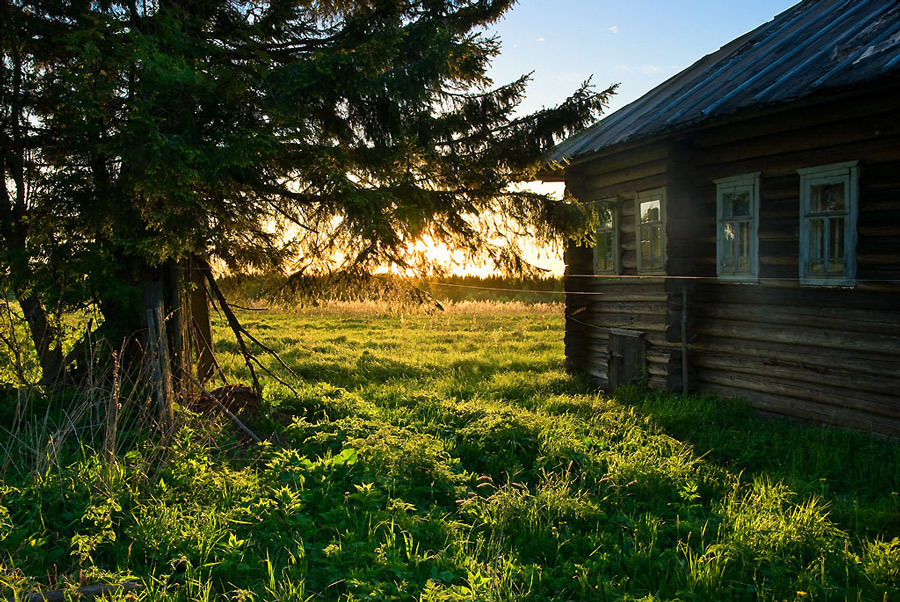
17,289,65,387
189,258,215,383
0,39,65,388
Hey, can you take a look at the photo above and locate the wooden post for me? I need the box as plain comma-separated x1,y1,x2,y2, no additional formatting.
171,261,192,400
681,285,689,397
190,258,215,382
146,299,174,436
103,354,119,462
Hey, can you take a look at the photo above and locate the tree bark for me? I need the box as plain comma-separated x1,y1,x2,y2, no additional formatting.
190,257,216,383
0,36,65,388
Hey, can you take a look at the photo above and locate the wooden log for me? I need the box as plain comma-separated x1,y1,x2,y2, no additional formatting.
693,368,900,420
693,318,900,355
692,92,900,150
580,157,668,186
693,281,900,309
692,302,900,337
588,300,668,315
690,337,900,379
693,112,900,166
586,364,609,387
584,314,666,334
691,350,900,402
694,382,900,438
693,136,900,181
578,174,668,201
573,144,669,177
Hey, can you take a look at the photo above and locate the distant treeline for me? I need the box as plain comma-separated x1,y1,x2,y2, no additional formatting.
216,272,564,307
414,275,563,304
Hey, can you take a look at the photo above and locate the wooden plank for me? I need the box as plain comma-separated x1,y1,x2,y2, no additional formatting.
690,337,900,378
571,144,669,177
585,313,666,332
693,318,900,355
694,383,900,438
693,111,900,166
693,281,900,310
692,92,900,150
692,350,900,401
693,136,900,181
692,302,900,336
576,173,668,201
693,369,900,420
588,300,668,315
580,157,668,185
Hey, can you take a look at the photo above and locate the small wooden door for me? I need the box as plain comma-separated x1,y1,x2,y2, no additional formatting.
608,328,646,389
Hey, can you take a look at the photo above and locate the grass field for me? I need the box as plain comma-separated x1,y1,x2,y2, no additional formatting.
1,301,899,601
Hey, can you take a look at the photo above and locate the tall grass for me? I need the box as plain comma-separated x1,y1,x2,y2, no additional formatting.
0,302,898,601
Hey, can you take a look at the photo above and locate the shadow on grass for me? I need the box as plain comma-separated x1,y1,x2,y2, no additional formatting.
615,386,900,537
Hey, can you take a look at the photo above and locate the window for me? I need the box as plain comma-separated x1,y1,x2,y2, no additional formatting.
594,199,620,274
715,173,759,281
636,188,666,273
798,161,858,286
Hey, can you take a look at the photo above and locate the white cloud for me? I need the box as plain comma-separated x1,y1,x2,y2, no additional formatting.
536,37,545,42
609,26,619,34
615,64,634,73
641,64,662,73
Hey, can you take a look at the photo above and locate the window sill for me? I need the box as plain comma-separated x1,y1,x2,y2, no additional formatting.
717,275,759,284
799,278,856,288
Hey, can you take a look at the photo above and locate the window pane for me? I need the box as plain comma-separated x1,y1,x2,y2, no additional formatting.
598,210,614,230
597,231,614,271
724,191,750,217
829,217,845,274
809,218,825,261
640,226,651,269
640,199,660,224
811,182,845,212
650,225,661,267
738,221,751,269
722,222,735,269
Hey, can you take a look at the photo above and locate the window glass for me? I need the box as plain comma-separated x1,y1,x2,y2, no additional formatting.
640,199,660,223
636,189,665,273
810,182,845,212
594,200,619,274
715,174,759,280
798,162,858,286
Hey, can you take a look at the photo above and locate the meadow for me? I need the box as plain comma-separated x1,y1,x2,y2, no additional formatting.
1,300,899,601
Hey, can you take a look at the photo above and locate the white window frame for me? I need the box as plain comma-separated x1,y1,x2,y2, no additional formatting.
635,188,666,274
798,161,859,287
593,198,620,274
715,173,760,282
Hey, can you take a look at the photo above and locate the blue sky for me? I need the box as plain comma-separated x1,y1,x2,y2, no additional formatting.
485,0,799,117
477,0,800,274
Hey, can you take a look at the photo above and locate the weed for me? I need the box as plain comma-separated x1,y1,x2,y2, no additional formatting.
0,303,898,601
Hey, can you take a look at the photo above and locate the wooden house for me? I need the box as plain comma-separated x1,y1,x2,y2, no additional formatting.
546,0,900,436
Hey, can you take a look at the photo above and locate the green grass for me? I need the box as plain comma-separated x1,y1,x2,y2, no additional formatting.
1,301,898,601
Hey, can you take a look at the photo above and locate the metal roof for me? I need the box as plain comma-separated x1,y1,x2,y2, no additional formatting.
550,0,900,163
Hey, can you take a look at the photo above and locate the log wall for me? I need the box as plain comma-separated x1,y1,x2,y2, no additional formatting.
565,145,682,392
563,89,900,437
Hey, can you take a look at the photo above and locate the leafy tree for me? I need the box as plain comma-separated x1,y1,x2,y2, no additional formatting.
1,0,614,389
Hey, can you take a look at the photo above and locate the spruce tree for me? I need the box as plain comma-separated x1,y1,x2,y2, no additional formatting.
2,0,614,387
